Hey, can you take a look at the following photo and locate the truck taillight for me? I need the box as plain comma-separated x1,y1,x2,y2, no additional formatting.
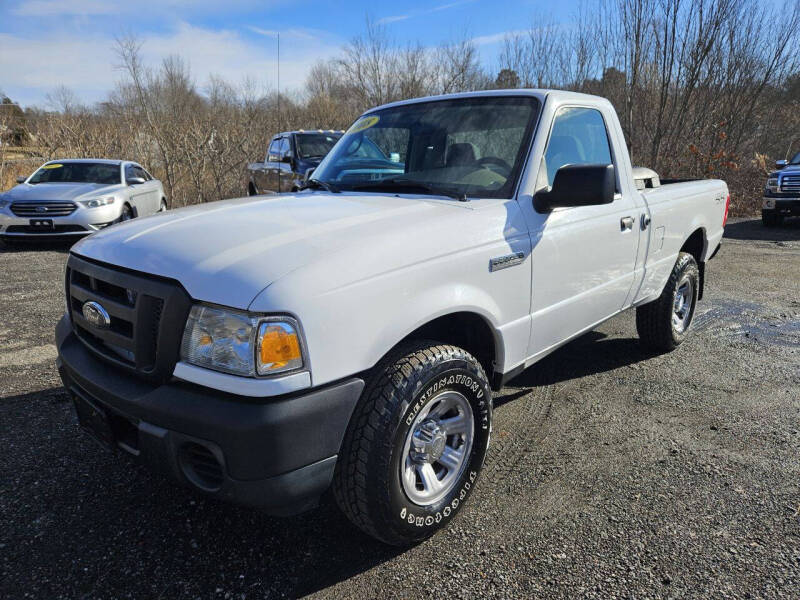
722,194,730,227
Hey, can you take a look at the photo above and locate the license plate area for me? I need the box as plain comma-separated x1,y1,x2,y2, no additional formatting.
29,218,54,229
72,391,115,450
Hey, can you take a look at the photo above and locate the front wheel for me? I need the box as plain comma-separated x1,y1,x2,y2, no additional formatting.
119,204,133,222
636,252,699,352
333,342,492,546
159,199,167,212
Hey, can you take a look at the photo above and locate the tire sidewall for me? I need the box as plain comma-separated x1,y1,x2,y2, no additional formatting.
383,358,491,540
671,255,699,344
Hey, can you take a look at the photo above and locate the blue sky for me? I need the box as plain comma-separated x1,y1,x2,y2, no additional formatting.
0,0,580,108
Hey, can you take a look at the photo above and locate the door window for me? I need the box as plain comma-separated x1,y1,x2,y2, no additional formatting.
543,107,613,185
280,138,292,160
267,139,281,162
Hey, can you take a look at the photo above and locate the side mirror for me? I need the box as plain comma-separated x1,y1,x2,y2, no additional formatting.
281,154,293,165
127,177,146,185
16,175,26,184
775,159,788,169
534,164,616,212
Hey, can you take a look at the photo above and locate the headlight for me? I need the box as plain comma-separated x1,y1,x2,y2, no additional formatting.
766,178,778,190
179,305,305,377
78,196,115,208
0,199,9,209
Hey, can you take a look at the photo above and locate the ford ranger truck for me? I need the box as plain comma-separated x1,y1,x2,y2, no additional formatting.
56,90,729,546
762,151,800,226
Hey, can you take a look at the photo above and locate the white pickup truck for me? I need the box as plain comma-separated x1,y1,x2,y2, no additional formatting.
55,90,729,546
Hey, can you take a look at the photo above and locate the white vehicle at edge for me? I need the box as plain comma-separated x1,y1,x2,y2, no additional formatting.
0,159,167,240
55,90,729,546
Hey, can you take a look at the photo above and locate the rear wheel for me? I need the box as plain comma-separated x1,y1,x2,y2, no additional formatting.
636,252,699,352
333,342,492,546
159,199,167,212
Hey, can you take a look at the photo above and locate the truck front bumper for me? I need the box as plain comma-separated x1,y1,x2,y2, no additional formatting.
762,196,800,216
55,315,364,515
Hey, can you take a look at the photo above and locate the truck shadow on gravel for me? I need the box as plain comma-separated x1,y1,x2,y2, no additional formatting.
723,217,800,242
501,331,653,398
0,239,74,253
1,388,404,598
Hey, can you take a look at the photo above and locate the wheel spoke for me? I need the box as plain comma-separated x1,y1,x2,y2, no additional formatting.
440,413,468,435
437,446,463,471
418,463,442,494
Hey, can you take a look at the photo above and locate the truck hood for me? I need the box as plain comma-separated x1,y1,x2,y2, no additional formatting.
72,192,470,308
1,182,124,202
770,165,800,177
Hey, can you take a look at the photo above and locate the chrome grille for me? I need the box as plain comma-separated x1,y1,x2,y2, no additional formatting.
11,201,77,217
780,174,800,193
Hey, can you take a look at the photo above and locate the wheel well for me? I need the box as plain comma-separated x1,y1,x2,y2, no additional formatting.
124,202,136,217
248,182,257,194
401,312,497,378
680,228,706,300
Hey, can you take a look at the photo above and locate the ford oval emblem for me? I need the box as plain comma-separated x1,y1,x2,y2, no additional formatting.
82,301,111,329
36,206,48,213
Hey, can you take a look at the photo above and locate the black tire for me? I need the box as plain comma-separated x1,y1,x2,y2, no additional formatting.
636,252,699,352
762,211,782,227
159,199,168,212
248,183,258,196
118,203,133,222
333,341,492,546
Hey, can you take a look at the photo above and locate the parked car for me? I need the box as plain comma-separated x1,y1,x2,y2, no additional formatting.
762,151,800,226
0,159,167,242
245,130,342,195
56,90,728,546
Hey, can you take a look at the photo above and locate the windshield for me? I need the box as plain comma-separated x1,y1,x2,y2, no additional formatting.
28,162,121,185
296,133,342,159
311,96,540,199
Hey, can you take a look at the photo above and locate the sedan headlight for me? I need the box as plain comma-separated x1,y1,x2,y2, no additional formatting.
78,196,115,208
180,305,305,377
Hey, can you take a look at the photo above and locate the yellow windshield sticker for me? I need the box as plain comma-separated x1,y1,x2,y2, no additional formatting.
43,163,63,169
348,115,379,134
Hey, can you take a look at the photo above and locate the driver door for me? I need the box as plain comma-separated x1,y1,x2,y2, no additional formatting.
527,106,641,359
124,164,151,216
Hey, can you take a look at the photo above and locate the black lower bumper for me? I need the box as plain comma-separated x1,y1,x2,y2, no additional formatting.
55,315,364,515
763,198,800,216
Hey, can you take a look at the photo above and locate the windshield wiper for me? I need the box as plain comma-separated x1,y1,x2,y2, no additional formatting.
303,178,340,193
351,178,468,201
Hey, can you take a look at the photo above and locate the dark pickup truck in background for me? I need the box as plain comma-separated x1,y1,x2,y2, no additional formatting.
763,151,800,226
246,130,343,195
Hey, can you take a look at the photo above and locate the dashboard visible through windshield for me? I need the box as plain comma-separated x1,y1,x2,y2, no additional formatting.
310,96,541,199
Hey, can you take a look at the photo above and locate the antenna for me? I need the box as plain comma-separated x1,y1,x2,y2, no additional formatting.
277,32,280,132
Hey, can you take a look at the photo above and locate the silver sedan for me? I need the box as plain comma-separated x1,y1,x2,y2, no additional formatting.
0,159,167,241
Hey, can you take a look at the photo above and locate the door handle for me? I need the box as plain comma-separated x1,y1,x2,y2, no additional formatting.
620,216,634,231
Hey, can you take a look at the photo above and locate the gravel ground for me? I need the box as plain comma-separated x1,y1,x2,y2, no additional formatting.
1,218,798,599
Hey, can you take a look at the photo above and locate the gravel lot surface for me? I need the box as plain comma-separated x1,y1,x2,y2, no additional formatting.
1,218,798,599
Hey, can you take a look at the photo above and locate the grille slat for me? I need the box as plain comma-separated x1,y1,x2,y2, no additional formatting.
780,175,800,193
11,201,77,217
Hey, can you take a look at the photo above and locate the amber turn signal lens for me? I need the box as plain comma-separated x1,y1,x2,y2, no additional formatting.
257,322,302,373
